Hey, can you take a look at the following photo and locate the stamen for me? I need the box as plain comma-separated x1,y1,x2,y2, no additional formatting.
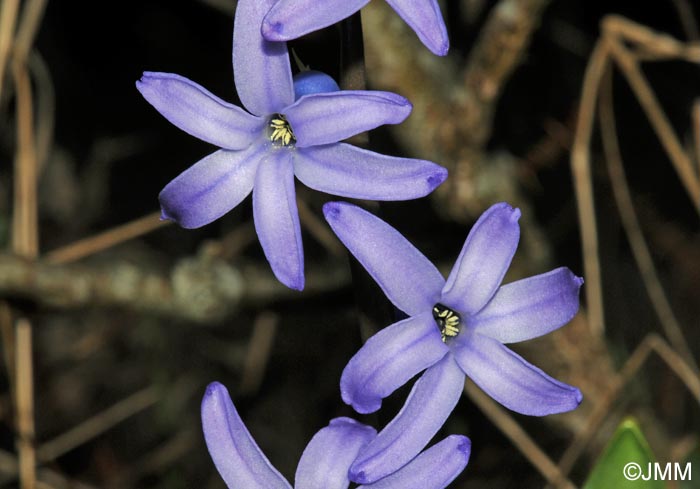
432,303,461,343
268,113,296,146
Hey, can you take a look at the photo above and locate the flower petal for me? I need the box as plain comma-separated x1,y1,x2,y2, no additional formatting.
453,332,583,415
358,435,470,489
323,202,444,316
285,91,411,147
385,0,449,56
349,355,465,484
295,143,446,200
159,146,264,229
295,418,376,489
253,150,304,290
201,382,292,489
262,0,370,42
441,202,521,315
472,268,584,343
233,0,294,116
136,72,263,150
341,312,448,414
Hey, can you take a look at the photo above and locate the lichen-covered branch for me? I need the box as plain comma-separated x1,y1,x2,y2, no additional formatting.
363,0,551,220
0,253,350,323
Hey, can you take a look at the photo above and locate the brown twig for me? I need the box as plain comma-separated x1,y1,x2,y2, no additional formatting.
296,197,345,258
9,2,48,485
570,38,610,337
44,211,171,265
551,334,700,483
238,312,278,395
598,68,698,372
463,380,577,489
37,386,160,463
604,18,700,208
0,0,19,101
14,321,34,489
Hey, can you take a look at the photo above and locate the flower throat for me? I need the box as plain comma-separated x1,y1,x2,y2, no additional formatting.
268,113,296,146
432,303,461,343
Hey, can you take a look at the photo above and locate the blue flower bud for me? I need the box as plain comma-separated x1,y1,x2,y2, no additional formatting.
293,70,340,100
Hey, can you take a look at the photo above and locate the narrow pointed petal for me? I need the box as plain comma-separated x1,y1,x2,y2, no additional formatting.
136,72,263,150
201,382,292,489
453,333,583,415
323,202,444,316
349,356,465,484
253,150,304,290
472,268,584,343
295,418,376,489
441,203,521,315
295,144,446,200
359,435,470,489
263,0,369,42
285,91,411,147
341,313,448,414
233,0,293,116
385,0,449,56
159,146,264,229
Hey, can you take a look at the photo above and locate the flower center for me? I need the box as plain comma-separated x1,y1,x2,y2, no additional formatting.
432,303,461,343
268,113,296,147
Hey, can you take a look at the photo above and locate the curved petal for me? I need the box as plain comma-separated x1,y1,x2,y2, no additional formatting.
233,0,293,116
285,91,411,147
359,435,470,489
159,146,264,229
262,0,369,42
341,313,448,414
441,202,521,316
295,418,376,489
453,332,583,416
201,382,292,489
253,150,304,290
136,72,263,150
472,268,584,343
295,144,446,200
323,202,444,316
349,355,465,484
385,0,449,56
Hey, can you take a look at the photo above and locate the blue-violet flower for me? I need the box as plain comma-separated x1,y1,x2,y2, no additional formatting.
202,381,471,489
263,0,450,56
136,0,447,290
323,201,584,482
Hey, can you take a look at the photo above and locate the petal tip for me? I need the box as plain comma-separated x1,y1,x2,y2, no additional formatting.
261,19,286,41
427,167,448,189
204,381,226,398
281,273,305,291
348,467,369,485
341,388,381,415
322,201,344,222
455,435,472,456
432,38,450,56
574,388,584,404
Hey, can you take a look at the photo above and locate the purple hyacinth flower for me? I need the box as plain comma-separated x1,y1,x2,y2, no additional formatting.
201,381,471,489
136,0,447,291
263,0,450,56
323,201,584,483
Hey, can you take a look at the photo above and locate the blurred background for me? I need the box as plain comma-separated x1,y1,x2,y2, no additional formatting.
0,0,698,487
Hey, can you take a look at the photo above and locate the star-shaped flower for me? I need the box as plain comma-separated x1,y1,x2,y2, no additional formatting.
323,201,584,482
136,0,446,290
202,381,471,489
263,0,450,56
